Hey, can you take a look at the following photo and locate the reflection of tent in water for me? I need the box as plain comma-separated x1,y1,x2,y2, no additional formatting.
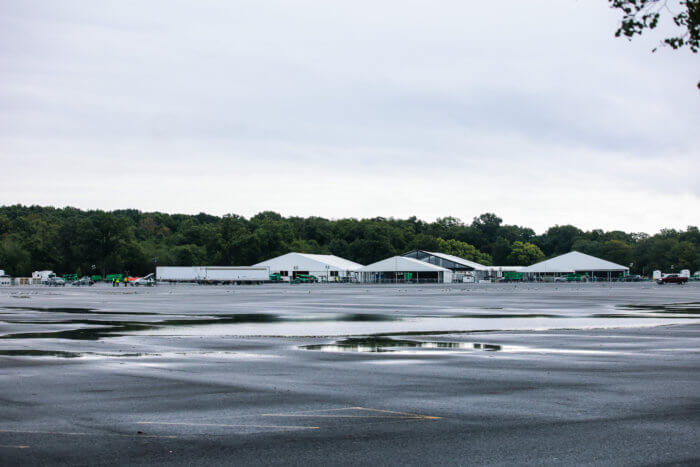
520,251,629,281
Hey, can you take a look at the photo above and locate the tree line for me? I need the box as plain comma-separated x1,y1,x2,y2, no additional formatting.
0,205,698,277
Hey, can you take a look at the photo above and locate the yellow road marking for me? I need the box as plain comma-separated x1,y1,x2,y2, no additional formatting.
262,406,441,420
136,422,319,430
0,429,176,439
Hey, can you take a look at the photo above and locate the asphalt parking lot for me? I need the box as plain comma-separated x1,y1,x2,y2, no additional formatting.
1,283,699,465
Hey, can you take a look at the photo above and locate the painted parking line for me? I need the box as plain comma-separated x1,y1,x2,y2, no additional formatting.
136,421,319,430
0,444,30,449
262,406,441,420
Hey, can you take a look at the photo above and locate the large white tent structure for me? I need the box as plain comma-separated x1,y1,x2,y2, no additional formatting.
253,252,362,282
402,250,523,282
403,250,488,281
357,256,453,283
520,251,629,281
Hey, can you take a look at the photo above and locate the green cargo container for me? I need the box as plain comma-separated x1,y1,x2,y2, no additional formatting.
62,274,78,282
91,275,103,282
503,271,523,281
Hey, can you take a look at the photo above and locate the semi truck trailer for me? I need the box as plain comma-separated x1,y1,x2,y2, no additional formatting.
156,266,270,284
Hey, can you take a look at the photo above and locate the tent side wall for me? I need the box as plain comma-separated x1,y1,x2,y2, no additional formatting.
254,254,359,282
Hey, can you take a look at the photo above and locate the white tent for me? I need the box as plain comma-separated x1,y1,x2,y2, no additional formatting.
520,251,629,279
402,250,525,281
253,252,362,282
357,256,453,283
421,251,489,271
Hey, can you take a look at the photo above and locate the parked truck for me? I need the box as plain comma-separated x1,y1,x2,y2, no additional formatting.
156,266,269,284
32,270,56,285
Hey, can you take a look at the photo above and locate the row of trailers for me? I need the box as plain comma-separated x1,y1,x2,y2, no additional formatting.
156,266,270,284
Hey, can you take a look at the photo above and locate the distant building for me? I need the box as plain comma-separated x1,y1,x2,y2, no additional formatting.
519,251,629,281
402,250,522,282
0,270,10,287
357,256,453,283
253,253,362,282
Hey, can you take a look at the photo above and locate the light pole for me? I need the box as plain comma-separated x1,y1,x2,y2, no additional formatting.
153,257,158,285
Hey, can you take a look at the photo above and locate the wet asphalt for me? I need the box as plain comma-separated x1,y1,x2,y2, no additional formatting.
0,283,699,466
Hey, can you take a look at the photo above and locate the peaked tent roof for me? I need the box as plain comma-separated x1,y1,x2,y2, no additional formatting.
294,253,364,270
253,252,363,270
358,256,450,273
422,251,489,271
519,251,629,273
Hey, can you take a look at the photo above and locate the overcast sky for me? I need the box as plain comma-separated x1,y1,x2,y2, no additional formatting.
1,0,698,234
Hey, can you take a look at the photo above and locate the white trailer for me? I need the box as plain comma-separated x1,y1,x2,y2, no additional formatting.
156,266,269,284
156,267,206,282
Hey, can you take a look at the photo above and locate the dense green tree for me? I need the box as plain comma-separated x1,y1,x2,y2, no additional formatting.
0,237,31,276
436,238,493,266
536,225,583,256
0,205,697,276
492,237,511,265
507,242,546,266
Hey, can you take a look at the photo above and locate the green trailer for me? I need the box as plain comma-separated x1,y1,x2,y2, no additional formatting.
91,275,103,282
503,271,523,282
105,274,123,282
62,274,78,282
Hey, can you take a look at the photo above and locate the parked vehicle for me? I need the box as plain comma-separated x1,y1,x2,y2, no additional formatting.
46,276,66,287
71,276,94,286
132,273,155,286
624,275,643,282
292,274,318,284
656,274,688,285
32,270,56,284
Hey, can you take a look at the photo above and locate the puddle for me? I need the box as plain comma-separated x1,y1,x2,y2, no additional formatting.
0,349,275,359
300,337,623,356
0,350,82,358
0,313,399,340
301,337,502,353
616,303,700,314
2,303,699,342
1,306,166,316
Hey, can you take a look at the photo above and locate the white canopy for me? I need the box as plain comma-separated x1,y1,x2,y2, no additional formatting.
422,251,489,271
253,252,363,272
520,251,629,273
358,256,450,273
